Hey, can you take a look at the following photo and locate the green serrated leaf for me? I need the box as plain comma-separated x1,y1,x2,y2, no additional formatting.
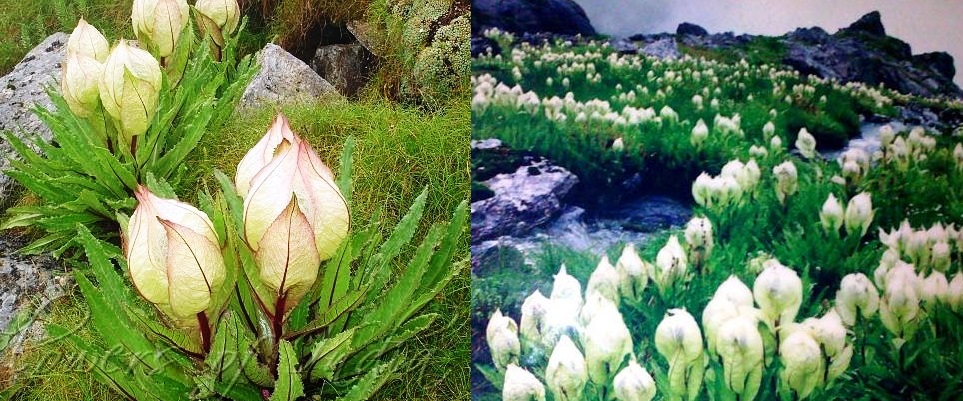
270,340,304,401
306,328,356,381
334,358,401,401
144,171,177,198
285,289,366,340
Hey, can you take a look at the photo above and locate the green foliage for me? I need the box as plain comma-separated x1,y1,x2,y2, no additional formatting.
32,136,468,400
1,24,256,255
365,0,470,107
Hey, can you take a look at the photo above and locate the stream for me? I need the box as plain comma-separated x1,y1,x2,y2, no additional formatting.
472,122,895,272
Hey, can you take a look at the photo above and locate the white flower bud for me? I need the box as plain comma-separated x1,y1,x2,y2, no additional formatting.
196,0,241,36
772,161,798,204
613,360,657,401
844,192,874,238
584,306,634,387
543,336,587,401
684,216,714,269
655,235,688,293
947,273,963,312
99,40,162,144
520,290,551,348
921,271,949,305
486,310,520,371
835,273,879,326
616,244,649,302
795,128,817,159
818,193,844,234
503,364,546,401
654,309,704,401
753,259,802,332
587,256,621,306
779,331,825,399
61,52,104,118
879,124,895,147
716,316,764,400
66,18,109,62
125,186,225,322
691,119,709,146
131,0,190,57
551,264,584,313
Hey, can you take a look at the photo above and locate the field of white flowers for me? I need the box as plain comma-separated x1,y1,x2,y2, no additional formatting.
472,29,963,401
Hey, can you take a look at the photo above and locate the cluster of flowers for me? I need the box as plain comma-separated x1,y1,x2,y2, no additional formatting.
818,192,874,238
487,240,863,401
61,0,240,147
875,221,963,317
125,114,349,331
692,158,762,208
486,217,713,401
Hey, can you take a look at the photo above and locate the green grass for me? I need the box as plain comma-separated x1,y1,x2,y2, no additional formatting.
0,0,132,75
5,98,470,400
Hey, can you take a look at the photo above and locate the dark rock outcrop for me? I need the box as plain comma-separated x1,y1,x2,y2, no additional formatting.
471,37,500,58
309,43,374,98
472,0,596,36
840,10,886,37
778,12,961,98
676,22,708,37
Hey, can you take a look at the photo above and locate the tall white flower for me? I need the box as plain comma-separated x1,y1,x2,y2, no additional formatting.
654,309,705,401
583,306,634,391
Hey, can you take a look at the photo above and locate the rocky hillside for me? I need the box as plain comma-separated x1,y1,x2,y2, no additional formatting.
473,8,961,100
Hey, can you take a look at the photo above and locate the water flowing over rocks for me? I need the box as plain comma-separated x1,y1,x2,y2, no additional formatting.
471,159,579,242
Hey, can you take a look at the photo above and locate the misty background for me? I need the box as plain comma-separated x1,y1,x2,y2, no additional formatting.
574,0,963,87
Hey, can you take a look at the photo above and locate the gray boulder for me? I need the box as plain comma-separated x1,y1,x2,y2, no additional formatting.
239,43,341,109
609,38,639,55
471,160,578,242
642,38,680,59
0,233,65,333
0,33,68,208
309,43,374,98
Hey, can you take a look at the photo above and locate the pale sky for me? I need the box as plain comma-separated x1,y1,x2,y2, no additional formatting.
575,0,963,87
